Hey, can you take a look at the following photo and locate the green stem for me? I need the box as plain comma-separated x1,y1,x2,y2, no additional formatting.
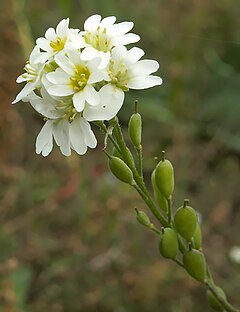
94,121,121,153
137,146,143,177
205,280,239,312
110,117,168,227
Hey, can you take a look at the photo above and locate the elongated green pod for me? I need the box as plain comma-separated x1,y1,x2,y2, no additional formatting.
159,228,179,259
193,222,202,250
151,169,168,213
155,151,174,199
174,200,197,241
109,156,134,185
206,287,226,311
183,249,206,282
128,112,142,149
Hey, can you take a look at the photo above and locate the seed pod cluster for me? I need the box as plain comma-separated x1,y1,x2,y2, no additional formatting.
155,151,174,200
183,249,206,282
174,199,197,241
159,228,179,259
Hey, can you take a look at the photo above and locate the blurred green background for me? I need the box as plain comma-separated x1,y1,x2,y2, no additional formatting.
1,0,240,311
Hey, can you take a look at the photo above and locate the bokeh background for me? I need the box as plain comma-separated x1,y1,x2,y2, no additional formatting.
1,0,240,311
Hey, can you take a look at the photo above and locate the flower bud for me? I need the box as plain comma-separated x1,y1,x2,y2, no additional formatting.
183,249,206,282
206,287,226,311
109,156,134,185
159,228,179,259
128,112,142,149
193,222,202,250
155,151,174,199
174,199,197,241
151,169,168,213
135,208,151,227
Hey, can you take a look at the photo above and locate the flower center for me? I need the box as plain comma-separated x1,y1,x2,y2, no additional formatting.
108,60,129,91
69,65,90,92
50,36,67,52
84,28,112,52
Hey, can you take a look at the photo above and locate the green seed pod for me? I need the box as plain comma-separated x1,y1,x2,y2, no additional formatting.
135,209,151,227
109,156,134,185
174,200,197,241
206,287,226,311
112,147,123,159
193,222,202,250
155,151,174,199
183,249,206,282
159,228,179,259
151,169,168,213
128,112,142,149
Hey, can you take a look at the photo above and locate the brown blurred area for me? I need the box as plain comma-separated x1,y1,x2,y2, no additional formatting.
0,0,240,311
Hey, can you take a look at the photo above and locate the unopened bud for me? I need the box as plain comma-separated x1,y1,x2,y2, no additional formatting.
174,199,197,241
183,249,206,282
155,151,174,199
151,169,168,213
135,208,151,227
159,227,179,259
109,156,134,185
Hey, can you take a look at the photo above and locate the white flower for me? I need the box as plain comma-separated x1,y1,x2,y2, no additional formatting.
83,46,162,121
46,49,104,112
36,18,80,62
80,14,140,69
12,46,45,104
36,115,97,157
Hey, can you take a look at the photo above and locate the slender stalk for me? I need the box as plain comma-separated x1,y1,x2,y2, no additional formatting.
136,146,143,177
205,280,239,312
167,197,172,224
93,121,121,153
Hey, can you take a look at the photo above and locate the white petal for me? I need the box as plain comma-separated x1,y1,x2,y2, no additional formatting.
45,28,56,40
56,18,69,37
81,47,99,61
112,33,140,46
16,75,26,83
83,84,124,121
80,118,97,148
69,117,87,155
98,52,111,69
36,120,53,156
55,54,75,75
48,85,74,96
84,14,101,32
127,47,145,63
111,22,133,36
131,60,159,76
53,120,71,156
29,45,42,63
73,91,86,112
88,69,104,84
12,83,35,104
101,16,116,28
84,85,100,106
67,48,82,64
111,46,127,59
36,37,51,52
46,69,70,84
128,76,163,89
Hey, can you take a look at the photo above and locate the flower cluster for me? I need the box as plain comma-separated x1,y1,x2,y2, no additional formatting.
13,15,162,156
